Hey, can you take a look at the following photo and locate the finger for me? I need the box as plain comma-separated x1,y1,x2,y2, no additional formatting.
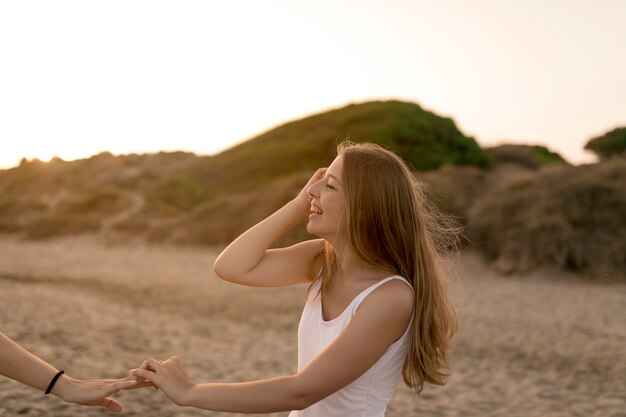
140,359,156,369
130,369,161,389
312,168,327,181
101,397,123,413
106,379,139,395
124,380,156,390
130,368,161,386
146,358,162,372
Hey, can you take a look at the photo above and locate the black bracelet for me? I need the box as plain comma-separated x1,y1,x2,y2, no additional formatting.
44,370,64,395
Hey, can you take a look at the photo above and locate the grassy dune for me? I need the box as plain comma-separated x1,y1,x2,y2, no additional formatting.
1,101,623,279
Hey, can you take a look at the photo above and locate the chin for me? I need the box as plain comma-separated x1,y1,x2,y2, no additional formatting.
306,222,320,237
306,221,329,239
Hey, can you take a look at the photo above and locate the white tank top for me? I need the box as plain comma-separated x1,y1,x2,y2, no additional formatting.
288,275,414,417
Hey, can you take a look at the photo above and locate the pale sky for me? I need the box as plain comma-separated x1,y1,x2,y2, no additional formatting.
1,0,625,169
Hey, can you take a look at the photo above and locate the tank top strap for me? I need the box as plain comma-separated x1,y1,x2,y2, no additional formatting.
352,275,413,307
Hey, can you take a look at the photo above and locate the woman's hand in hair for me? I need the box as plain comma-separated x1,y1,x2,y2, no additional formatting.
130,357,196,406
293,168,327,217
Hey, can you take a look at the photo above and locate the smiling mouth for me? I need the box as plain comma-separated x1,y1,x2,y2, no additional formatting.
310,204,323,215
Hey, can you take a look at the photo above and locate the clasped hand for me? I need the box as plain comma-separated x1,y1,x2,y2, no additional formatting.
127,356,196,407
64,356,195,412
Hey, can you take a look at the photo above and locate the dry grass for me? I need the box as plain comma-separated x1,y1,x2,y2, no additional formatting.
469,158,626,279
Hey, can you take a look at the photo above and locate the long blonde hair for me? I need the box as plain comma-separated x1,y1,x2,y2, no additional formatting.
310,141,459,394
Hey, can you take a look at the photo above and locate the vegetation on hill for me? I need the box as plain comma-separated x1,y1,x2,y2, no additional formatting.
420,165,487,226
146,100,490,213
584,127,626,159
0,151,195,236
470,158,626,279
486,144,567,169
1,101,623,280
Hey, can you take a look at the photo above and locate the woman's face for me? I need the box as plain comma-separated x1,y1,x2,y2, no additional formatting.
306,156,347,240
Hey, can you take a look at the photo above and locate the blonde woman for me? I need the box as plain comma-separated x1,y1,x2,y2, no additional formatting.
131,141,458,416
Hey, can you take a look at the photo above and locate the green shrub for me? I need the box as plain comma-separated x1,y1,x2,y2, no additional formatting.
148,171,314,246
585,127,626,159
146,172,206,213
60,187,126,214
20,187,132,239
486,144,567,169
146,100,491,213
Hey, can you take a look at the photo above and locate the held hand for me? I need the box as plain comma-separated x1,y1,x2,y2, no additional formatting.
123,360,160,391
293,167,327,217
55,376,139,412
130,357,196,406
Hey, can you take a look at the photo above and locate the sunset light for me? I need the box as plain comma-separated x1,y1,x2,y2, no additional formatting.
1,0,624,168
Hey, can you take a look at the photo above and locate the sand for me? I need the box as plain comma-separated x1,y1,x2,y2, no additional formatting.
0,235,624,417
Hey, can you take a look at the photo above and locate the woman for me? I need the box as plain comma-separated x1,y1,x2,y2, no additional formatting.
0,331,137,412
131,141,458,416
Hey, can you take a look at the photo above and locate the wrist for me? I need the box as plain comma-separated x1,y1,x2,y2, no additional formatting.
178,383,199,407
287,198,310,221
50,374,75,401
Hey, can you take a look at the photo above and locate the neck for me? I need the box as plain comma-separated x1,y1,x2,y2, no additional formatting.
327,238,393,284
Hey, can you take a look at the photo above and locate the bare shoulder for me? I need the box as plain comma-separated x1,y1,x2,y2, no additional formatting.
293,276,414,404
366,278,413,310
356,278,414,334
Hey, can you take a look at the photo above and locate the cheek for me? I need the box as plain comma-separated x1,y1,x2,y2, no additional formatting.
327,198,346,220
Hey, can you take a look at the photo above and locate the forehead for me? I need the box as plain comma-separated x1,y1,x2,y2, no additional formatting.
326,155,343,179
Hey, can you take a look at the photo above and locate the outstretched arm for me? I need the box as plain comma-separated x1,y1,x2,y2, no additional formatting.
131,279,414,413
0,331,137,412
213,168,326,287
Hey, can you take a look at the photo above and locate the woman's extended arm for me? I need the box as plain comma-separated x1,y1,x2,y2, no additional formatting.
213,168,327,287
0,331,137,412
130,279,414,413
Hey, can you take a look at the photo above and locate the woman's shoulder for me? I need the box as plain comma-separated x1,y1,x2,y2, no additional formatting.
349,276,414,343
357,276,414,318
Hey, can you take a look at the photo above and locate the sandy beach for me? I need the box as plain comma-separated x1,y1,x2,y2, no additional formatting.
0,235,624,417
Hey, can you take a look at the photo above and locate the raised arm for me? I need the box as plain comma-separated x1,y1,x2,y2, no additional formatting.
129,279,414,413
0,331,137,412
213,168,327,287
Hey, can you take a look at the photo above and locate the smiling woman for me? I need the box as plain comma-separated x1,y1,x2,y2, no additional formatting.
305,158,346,239
131,141,459,416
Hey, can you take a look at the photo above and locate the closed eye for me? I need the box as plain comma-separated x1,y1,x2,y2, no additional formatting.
325,184,335,190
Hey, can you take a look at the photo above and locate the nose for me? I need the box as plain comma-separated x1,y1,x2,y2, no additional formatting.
307,178,323,199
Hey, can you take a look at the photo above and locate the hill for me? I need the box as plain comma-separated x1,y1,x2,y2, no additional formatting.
133,100,491,244
145,100,490,212
1,100,623,280
0,100,489,245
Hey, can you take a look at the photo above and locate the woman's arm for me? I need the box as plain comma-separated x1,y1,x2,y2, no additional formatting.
0,331,137,412
213,168,326,287
0,331,60,392
130,280,414,412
